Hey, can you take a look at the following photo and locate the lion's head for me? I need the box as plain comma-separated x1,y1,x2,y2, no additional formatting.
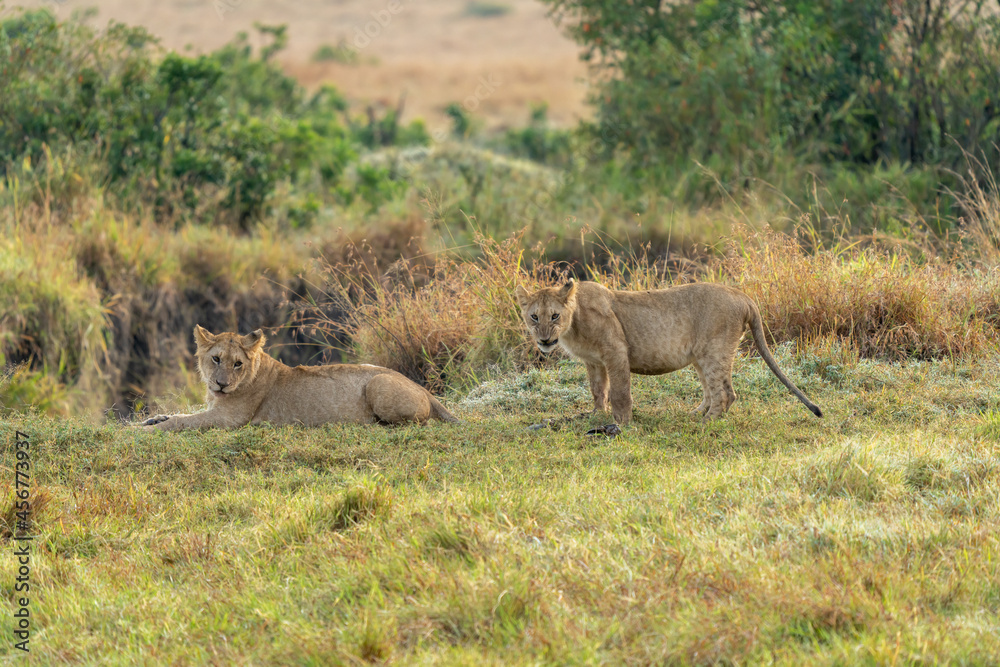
514,279,578,354
193,325,265,396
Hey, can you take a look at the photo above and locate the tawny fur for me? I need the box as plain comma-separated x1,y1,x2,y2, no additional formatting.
139,325,459,431
515,280,822,425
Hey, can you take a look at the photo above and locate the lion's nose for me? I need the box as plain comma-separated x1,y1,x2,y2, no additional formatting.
217,381,229,389
540,338,555,346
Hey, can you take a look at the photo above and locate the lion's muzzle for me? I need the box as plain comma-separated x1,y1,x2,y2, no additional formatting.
537,338,559,354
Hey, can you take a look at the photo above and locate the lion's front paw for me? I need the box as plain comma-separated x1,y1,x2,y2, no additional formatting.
139,414,172,426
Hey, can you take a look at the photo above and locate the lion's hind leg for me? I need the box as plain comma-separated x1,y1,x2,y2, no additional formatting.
365,373,432,424
700,352,738,420
722,375,737,413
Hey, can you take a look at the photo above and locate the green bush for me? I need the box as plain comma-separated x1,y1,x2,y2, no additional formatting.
347,98,430,150
0,11,389,228
463,1,513,18
311,41,360,65
501,104,574,169
542,0,1000,175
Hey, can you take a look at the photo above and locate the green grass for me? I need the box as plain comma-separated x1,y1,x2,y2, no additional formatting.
2,351,999,664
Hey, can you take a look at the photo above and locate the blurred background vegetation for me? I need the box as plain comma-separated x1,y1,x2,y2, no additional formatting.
2,2,1000,420
543,0,1000,228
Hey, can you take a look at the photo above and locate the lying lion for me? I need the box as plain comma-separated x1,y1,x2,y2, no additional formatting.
139,325,458,430
515,279,822,424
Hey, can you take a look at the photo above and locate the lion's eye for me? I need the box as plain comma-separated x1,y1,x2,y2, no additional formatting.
552,313,560,321
212,356,220,364
234,361,242,369
530,314,538,322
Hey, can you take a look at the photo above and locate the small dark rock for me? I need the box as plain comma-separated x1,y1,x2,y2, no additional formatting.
585,423,622,438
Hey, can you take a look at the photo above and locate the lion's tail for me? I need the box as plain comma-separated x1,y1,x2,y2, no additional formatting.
430,395,461,423
747,301,823,418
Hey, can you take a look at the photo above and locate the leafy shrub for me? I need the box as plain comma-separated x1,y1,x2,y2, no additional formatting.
311,41,359,64
501,104,574,169
0,11,371,228
358,144,568,238
542,0,1000,179
347,98,429,150
446,102,479,140
464,2,512,18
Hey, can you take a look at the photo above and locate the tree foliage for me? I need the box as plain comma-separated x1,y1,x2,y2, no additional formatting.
542,0,1000,176
0,10,425,228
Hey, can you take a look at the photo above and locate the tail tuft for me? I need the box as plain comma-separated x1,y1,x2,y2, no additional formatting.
810,405,823,418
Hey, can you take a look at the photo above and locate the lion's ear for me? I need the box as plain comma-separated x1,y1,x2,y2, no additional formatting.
240,329,266,351
558,278,577,302
514,285,530,307
193,325,216,349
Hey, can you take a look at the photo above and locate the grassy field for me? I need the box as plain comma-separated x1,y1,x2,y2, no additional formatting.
3,4,1000,663
2,349,999,664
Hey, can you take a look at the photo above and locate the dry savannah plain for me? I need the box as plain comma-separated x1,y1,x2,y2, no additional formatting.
1,0,1000,664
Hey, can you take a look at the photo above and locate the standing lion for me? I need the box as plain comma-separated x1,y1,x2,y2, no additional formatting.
515,279,822,425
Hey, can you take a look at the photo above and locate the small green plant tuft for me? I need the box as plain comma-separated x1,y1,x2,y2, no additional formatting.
311,41,359,64
0,366,70,415
324,482,394,531
463,1,512,18
976,410,1000,441
159,532,215,566
904,455,949,492
799,445,886,502
355,612,396,663
423,523,476,562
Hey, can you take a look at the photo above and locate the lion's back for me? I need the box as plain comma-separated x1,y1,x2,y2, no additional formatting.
250,361,403,425
573,282,753,372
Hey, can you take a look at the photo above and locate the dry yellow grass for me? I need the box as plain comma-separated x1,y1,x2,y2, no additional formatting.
311,223,1000,394
716,227,1000,360
307,231,544,393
